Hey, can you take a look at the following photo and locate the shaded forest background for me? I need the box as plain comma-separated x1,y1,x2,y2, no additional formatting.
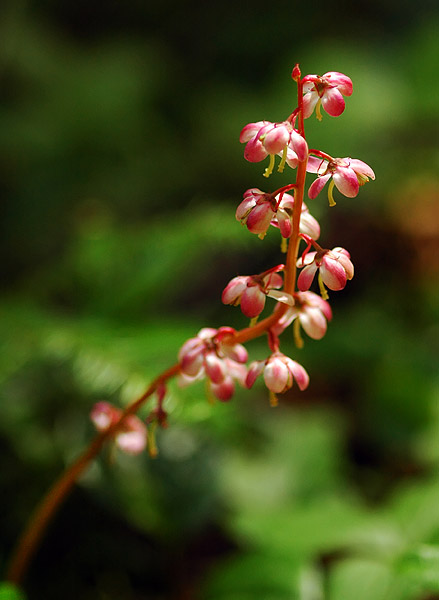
0,0,438,598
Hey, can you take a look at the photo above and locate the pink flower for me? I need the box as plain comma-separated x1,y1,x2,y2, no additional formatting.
240,120,308,177
246,352,309,394
272,291,332,340
297,247,354,292
178,327,248,401
302,72,353,120
307,156,375,205
90,402,147,455
236,188,320,240
222,266,293,318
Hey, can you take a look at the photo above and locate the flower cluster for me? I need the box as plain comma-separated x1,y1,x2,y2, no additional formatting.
172,64,374,411
86,64,375,447
178,327,248,401
236,187,320,240
90,402,147,455
240,120,307,177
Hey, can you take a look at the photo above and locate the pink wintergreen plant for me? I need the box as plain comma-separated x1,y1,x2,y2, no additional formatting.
246,352,309,405
6,65,378,589
90,402,147,455
236,188,320,240
272,291,332,345
297,247,354,296
222,266,294,319
302,72,353,120
307,155,375,206
240,120,307,177
178,327,248,401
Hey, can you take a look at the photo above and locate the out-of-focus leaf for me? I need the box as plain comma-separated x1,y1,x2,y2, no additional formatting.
328,559,395,600
396,544,439,593
0,583,26,600
202,552,302,600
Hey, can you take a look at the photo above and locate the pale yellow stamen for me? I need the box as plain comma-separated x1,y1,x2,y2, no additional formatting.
263,154,275,178
147,422,158,458
328,179,337,207
277,146,288,173
281,237,288,253
293,319,304,348
316,99,323,121
269,390,279,407
249,316,259,327
258,232,267,240
318,273,329,300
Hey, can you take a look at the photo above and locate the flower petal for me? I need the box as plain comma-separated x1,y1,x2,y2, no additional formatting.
222,276,248,305
308,174,331,199
320,257,348,290
263,124,289,154
244,137,268,163
246,203,273,235
241,285,266,318
333,167,359,198
321,87,346,117
211,376,235,401
349,159,375,180
299,307,327,339
302,90,320,119
239,121,268,143
204,352,226,384
264,359,290,393
246,361,264,388
266,289,294,306
289,129,308,162
284,358,309,391
297,263,318,291
324,72,353,96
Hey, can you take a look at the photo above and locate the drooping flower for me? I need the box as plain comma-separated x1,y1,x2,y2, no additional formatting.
302,72,353,120
307,156,375,206
90,402,147,455
240,120,308,177
246,352,309,401
236,188,320,240
178,327,248,401
222,266,293,318
297,247,354,293
272,291,332,341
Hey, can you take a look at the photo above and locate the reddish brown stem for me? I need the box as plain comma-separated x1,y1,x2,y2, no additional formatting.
284,76,308,295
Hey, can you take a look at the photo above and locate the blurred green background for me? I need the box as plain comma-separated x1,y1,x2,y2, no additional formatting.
1,0,438,598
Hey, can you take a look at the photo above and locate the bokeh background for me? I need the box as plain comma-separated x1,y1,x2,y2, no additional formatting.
1,0,438,598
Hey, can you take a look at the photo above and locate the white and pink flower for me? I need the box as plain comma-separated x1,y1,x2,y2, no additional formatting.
272,291,332,340
302,72,353,120
178,327,248,401
236,188,320,240
222,266,293,318
90,402,147,455
307,156,375,204
246,352,309,395
297,247,354,292
240,120,308,176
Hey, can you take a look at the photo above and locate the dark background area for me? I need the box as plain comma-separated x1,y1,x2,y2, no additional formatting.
1,1,438,598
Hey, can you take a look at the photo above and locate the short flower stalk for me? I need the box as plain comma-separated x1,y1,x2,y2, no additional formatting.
6,62,375,588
